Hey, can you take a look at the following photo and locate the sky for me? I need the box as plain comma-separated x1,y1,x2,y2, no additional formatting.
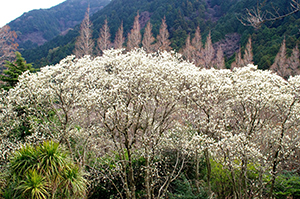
0,0,66,27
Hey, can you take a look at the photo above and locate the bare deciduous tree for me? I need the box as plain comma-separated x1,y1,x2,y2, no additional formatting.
231,47,243,69
182,34,195,62
215,45,225,69
191,26,204,67
203,31,214,69
288,44,300,76
243,36,253,65
239,0,300,29
97,19,111,55
127,12,141,50
74,7,94,58
270,38,290,79
142,22,155,53
155,16,172,52
114,22,125,49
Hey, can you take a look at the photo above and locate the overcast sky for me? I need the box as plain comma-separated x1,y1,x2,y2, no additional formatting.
0,0,66,27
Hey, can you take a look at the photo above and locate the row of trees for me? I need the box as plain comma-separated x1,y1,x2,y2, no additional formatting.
75,7,300,78
1,48,300,198
270,38,300,79
75,8,251,70
74,9,173,58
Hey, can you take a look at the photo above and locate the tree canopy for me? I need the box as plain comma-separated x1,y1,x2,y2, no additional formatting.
0,48,300,198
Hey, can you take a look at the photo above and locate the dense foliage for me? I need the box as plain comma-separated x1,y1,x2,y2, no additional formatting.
0,52,34,90
1,49,300,198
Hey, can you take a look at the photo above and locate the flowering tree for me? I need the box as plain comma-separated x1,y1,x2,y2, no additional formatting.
0,49,195,199
1,48,300,198
217,66,298,198
186,65,300,198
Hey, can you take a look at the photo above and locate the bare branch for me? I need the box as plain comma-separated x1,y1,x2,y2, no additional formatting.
238,0,300,29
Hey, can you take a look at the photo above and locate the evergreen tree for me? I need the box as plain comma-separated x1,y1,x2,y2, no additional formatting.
0,51,34,90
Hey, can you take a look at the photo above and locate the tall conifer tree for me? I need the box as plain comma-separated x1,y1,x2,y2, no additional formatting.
183,34,195,62
97,19,111,55
114,22,124,49
270,38,289,79
203,31,214,69
142,22,155,53
215,46,225,69
74,7,94,58
243,36,253,65
127,12,141,50
155,16,171,52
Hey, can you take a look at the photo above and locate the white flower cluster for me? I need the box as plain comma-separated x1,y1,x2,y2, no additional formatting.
0,49,300,196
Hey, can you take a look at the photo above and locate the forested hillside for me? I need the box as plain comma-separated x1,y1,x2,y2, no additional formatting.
8,0,110,49
20,0,300,70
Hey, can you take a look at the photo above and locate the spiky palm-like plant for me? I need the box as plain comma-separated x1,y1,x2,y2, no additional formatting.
3,140,87,199
10,144,38,177
59,164,87,199
17,169,49,199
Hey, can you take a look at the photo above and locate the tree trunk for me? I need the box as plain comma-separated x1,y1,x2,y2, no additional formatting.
145,149,151,199
204,149,212,197
124,132,136,199
195,150,201,194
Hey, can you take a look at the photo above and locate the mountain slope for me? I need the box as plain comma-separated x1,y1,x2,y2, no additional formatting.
20,0,300,70
9,0,110,49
